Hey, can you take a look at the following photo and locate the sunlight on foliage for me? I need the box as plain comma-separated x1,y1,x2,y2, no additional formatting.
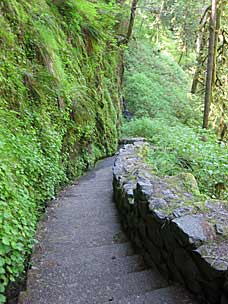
123,41,228,200
124,42,201,125
0,0,121,301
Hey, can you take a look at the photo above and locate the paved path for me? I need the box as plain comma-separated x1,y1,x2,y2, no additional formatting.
19,157,197,304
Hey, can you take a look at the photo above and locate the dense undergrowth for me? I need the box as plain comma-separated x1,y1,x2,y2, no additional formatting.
123,42,228,200
0,0,121,301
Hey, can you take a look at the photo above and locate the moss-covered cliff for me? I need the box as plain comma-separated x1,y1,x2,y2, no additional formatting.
0,0,121,301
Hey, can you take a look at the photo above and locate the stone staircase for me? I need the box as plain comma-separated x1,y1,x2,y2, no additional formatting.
19,157,197,304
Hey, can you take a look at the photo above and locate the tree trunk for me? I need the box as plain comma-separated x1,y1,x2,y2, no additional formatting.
212,2,222,86
203,0,217,129
191,5,210,94
191,67,202,94
217,102,226,137
126,0,139,43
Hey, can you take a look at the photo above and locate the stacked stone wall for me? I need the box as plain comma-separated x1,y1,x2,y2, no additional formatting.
113,141,228,304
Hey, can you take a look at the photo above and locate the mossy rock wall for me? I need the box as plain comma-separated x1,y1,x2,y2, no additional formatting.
0,1,121,301
113,141,228,304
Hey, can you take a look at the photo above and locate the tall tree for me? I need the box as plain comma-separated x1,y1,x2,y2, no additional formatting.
126,0,139,43
191,5,211,94
203,0,217,129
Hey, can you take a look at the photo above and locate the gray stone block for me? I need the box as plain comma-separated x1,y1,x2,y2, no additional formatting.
113,141,228,304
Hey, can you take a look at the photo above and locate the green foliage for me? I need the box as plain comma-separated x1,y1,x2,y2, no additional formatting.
133,0,209,68
191,1,228,131
160,0,209,51
124,42,201,125
0,0,121,301
123,41,228,201
123,117,228,199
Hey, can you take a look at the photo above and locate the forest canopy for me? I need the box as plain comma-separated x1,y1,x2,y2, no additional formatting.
122,0,228,200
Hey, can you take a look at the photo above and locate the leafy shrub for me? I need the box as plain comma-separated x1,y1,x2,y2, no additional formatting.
124,42,201,126
0,0,121,301
0,110,65,303
123,117,228,200
122,41,228,201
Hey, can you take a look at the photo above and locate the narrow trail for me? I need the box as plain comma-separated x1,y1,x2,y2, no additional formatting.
19,157,196,304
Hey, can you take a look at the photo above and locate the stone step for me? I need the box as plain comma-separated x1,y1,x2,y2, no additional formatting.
19,157,197,304
38,224,127,248
34,230,128,255
32,241,135,263
59,200,115,211
73,182,113,188
42,221,121,237
39,214,121,232
60,182,113,190
20,270,168,304
27,254,147,289
75,184,113,191
51,204,117,219
54,193,115,205
112,285,197,304
52,205,118,219
67,192,113,199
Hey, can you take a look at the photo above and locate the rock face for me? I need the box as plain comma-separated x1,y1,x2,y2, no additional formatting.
113,141,228,304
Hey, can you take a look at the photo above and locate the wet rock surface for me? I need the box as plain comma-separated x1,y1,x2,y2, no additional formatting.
113,140,228,304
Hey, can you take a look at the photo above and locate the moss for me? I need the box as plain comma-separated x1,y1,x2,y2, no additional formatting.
167,173,200,196
0,0,121,301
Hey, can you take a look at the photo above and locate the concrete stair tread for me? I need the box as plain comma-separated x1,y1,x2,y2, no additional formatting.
113,285,198,304
27,255,147,289
20,270,168,304
31,245,137,268
55,200,115,210
32,241,135,258
52,207,118,219
19,157,196,304
41,221,122,236
37,228,128,248
43,213,121,226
